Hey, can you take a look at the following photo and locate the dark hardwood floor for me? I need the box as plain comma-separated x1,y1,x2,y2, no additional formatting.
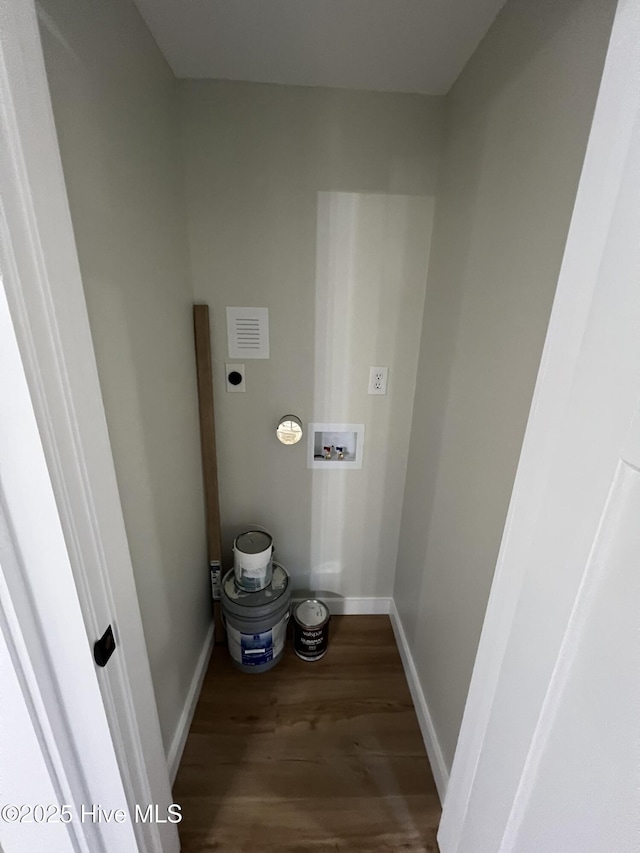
173,615,441,852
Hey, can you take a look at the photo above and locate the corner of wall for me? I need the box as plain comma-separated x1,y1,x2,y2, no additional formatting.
167,620,215,781
389,600,449,802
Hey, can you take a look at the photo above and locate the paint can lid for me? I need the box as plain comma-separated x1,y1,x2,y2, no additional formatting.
294,599,330,628
234,530,272,555
222,563,290,617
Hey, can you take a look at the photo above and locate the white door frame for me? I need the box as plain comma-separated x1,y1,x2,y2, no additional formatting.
439,0,637,849
0,2,177,852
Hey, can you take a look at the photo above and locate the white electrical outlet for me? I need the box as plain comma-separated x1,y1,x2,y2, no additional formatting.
368,366,388,395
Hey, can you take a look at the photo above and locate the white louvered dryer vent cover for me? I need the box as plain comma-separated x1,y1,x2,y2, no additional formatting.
226,307,269,359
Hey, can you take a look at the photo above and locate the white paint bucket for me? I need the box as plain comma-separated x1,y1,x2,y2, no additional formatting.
222,563,291,673
233,529,273,591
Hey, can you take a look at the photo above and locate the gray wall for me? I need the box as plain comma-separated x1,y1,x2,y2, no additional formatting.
38,0,210,752
394,0,616,771
180,81,443,598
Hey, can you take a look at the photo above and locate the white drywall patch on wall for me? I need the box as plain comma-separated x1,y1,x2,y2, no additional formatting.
308,191,433,597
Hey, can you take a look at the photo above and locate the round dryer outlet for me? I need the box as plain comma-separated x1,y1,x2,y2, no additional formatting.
226,363,245,392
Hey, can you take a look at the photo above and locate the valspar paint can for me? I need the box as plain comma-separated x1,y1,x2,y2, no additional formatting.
222,562,291,673
293,599,331,661
233,529,273,592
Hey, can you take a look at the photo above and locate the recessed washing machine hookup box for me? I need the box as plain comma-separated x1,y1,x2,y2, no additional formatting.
307,423,365,469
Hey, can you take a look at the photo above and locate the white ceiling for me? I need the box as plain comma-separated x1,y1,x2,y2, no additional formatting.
133,0,505,95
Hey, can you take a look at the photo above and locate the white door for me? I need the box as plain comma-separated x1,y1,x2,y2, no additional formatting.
439,1,640,851
0,2,179,852
0,277,138,852
0,607,78,853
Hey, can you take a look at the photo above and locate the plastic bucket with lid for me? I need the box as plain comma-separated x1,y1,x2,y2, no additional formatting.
222,562,291,673
233,529,273,591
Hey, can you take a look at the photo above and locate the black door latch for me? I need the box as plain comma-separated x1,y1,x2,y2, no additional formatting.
94,624,116,667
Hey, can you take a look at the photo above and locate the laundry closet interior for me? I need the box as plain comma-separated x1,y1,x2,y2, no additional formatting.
34,0,616,848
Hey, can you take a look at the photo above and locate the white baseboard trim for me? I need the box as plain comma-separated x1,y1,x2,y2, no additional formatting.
389,600,449,804
292,596,391,615
167,620,214,783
